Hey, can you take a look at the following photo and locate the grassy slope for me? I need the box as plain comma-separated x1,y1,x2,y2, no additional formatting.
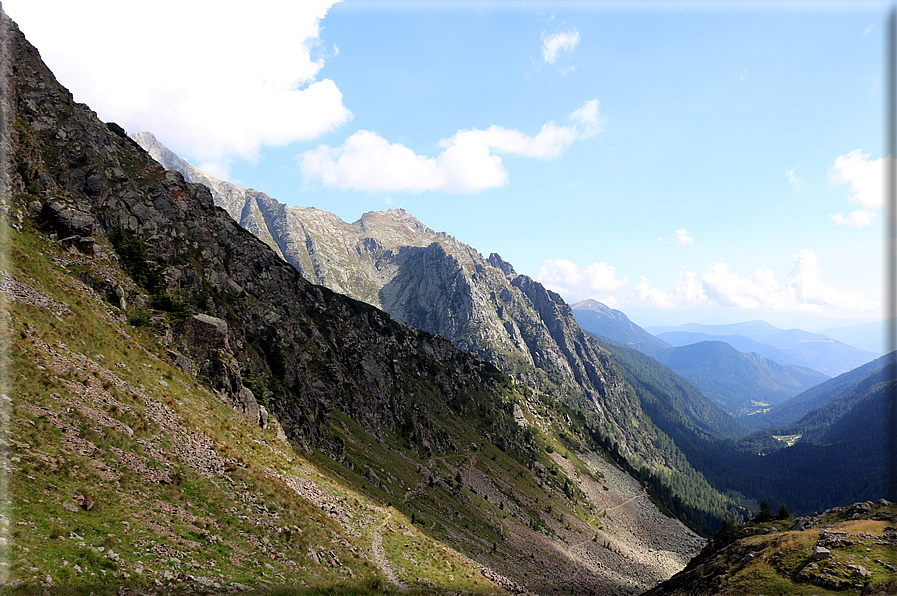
0,219,704,595
0,219,507,594
646,502,897,596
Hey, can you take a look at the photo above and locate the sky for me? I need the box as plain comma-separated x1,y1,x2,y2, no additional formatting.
4,0,889,332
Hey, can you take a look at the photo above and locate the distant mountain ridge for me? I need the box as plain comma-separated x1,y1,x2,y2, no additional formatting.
655,331,805,367
659,341,829,419
571,302,828,421
571,299,672,359
647,321,877,376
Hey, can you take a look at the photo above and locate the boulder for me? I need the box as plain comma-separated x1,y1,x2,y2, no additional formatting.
796,562,818,580
232,386,261,427
180,314,230,353
42,201,95,237
812,546,832,561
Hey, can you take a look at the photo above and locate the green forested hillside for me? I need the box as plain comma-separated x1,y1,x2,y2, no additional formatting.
755,352,893,429
658,341,829,418
588,331,894,518
591,337,744,439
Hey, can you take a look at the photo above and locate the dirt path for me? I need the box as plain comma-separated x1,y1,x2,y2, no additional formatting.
371,509,409,593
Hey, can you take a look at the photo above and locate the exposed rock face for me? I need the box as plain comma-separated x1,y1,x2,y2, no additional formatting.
128,133,669,471
8,23,525,460
170,314,263,427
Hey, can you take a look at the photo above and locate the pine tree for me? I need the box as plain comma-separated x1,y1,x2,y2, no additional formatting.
777,504,790,519
756,500,772,522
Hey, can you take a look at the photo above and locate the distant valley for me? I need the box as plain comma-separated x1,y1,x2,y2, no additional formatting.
571,300,868,425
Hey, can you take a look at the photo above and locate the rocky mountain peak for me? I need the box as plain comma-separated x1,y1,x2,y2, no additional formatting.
130,125,733,521
487,252,517,278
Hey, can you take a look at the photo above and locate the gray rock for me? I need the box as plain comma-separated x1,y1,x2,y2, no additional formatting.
812,546,832,561
128,132,666,469
180,314,230,352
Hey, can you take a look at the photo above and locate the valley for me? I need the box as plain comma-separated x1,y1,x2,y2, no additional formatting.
1,5,894,596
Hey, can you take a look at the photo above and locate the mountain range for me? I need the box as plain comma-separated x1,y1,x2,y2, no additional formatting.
572,300,831,423
134,126,894,522
568,299,897,517
648,320,878,377
132,131,743,530
6,9,896,593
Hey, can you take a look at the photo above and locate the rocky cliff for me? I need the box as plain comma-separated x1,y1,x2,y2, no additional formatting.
132,134,740,525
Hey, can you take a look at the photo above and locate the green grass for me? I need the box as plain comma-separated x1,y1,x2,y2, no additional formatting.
0,217,709,595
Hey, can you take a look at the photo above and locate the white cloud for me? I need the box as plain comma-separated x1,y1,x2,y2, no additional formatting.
4,0,352,177
634,277,674,308
541,30,580,65
702,263,787,310
831,209,877,228
670,268,708,304
701,250,877,313
788,249,877,311
828,150,887,229
538,251,875,316
536,258,628,303
600,296,621,309
829,149,883,209
674,228,694,246
786,167,803,191
299,100,603,193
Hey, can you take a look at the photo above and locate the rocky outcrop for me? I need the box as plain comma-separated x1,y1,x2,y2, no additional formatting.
169,314,264,427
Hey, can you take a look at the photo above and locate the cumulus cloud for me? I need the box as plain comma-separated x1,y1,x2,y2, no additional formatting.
701,250,877,313
299,100,603,193
828,150,887,229
600,295,622,309
3,0,352,177
674,228,694,246
829,149,883,207
542,30,580,65
670,268,708,304
536,251,875,315
634,277,675,308
702,263,787,310
536,258,628,303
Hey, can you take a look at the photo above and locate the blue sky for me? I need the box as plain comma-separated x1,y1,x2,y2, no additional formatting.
5,0,888,330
